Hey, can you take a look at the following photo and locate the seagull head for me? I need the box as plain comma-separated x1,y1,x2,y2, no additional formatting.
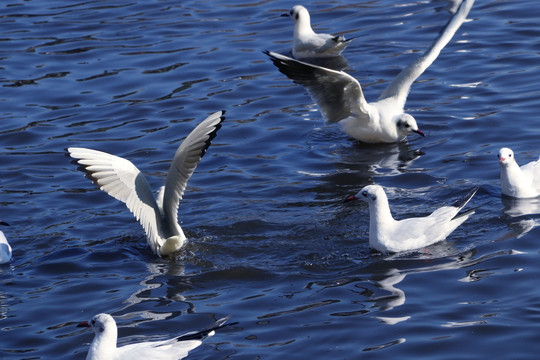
498,147,515,167
345,185,384,203
283,5,311,27
396,114,425,139
78,313,116,338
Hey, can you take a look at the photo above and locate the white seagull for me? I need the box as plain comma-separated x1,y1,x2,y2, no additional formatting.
0,221,11,264
78,313,233,360
282,5,353,59
68,111,224,257
266,0,474,143
498,147,540,199
346,185,478,253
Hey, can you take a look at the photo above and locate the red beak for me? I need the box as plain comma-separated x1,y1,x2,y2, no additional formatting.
414,129,425,137
344,195,357,203
77,321,91,328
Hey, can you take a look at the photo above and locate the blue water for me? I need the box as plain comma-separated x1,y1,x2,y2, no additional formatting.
1,0,540,358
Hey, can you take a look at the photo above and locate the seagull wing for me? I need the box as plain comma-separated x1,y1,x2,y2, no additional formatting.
116,340,200,360
162,111,224,227
520,157,540,191
265,51,371,124
378,0,474,108
115,317,233,360
392,187,477,250
520,157,540,177
68,147,163,254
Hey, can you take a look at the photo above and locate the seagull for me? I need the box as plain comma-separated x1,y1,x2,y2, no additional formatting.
282,5,353,59
498,147,540,199
346,185,478,253
266,0,474,143
78,313,233,360
0,221,11,264
68,111,224,257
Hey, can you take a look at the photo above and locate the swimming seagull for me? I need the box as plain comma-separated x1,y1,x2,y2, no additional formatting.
345,185,478,253
68,111,224,257
282,5,353,59
0,221,11,264
498,147,540,199
266,0,474,143
78,313,233,360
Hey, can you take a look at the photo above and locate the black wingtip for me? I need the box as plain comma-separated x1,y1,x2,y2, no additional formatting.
175,316,237,342
451,187,479,209
449,187,479,220
264,50,282,65
65,148,103,187
331,35,347,43
199,111,225,160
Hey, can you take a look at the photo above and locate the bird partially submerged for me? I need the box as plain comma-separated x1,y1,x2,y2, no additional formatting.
68,111,224,257
346,185,478,253
78,313,234,360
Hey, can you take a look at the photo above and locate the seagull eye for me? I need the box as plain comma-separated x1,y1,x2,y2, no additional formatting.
509,154,512,157
91,320,96,326
362,191,368,197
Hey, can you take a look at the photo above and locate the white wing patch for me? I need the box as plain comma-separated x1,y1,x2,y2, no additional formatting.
68,147,163,254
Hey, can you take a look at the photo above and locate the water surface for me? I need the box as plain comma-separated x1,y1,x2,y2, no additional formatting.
1,0,540,359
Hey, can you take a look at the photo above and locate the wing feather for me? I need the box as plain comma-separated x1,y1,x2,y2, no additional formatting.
265,51,370,124
68,147,163,254
162,111,224,227
378,0,474,108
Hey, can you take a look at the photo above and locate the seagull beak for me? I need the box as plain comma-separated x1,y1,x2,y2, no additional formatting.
499,157,505,162
413,129,425,137
281,12,290,17
344,195,357,203
77,321,91,328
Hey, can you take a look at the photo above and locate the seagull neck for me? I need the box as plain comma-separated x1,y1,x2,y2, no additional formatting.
501,161,523,186
88,328,117,359
501,161,535,197
370,194,394,228
295,18,314,37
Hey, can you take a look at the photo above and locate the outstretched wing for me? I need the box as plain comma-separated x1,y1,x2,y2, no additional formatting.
162,111,224,227
68,147,163,254
265,50,371,124
378,0,474,108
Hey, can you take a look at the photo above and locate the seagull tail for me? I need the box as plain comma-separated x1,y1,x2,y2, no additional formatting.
337,35,359,44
